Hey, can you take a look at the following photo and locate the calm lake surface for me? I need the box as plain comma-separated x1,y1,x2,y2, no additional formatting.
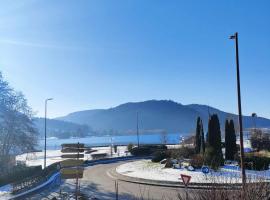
39,133,184,150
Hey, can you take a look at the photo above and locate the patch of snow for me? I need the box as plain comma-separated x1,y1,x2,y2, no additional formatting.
0,184,12,199
16,146,130,169
0,184,12,194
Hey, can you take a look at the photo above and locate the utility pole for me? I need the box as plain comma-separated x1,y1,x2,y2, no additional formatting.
230,32,246,188
44,98,53,169
136,112,140,147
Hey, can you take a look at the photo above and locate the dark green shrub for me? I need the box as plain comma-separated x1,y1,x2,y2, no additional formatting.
127,143,134,152
204,147,224,170
244,156,270,170
130,147,152,156
152,151,171,162
171,146,195,159
0,165,42,186
114,145,117,153
130,145,167,156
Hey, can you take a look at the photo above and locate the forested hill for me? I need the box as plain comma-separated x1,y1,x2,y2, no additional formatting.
33,118,93,139
56,100,270,134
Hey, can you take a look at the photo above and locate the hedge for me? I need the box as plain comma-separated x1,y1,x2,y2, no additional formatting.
130,145,167,156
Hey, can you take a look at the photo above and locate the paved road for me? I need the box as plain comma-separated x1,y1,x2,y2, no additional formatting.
27,160,187,200
65,160,186,200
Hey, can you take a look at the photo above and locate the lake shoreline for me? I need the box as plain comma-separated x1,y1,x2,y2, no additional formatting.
38,132,184,150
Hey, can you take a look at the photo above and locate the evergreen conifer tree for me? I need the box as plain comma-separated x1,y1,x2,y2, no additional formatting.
200,120,205,154
195,117,201,154
225,119,237,160
206,114,223,167
229,119,237,159
225,119,231,160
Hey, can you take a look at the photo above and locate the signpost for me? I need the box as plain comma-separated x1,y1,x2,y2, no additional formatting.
60,168,84,179
61,154,84,159
180,174,191,200
61,148,85,153
201,166,209,174
60,159,84,168
62,143,85,148
201,166,210,181
60,143,85,200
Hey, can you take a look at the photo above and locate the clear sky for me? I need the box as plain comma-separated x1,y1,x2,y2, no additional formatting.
0,0,269,118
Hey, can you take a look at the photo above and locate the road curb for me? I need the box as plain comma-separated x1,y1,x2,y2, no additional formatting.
110,167,244,190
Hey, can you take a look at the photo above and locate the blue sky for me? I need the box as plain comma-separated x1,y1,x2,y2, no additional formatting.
0,0,269,118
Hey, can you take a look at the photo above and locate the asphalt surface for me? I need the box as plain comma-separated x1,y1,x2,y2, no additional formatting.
66,160,186,200
26,160,187,200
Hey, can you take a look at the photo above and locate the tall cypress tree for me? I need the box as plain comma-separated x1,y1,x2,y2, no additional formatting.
225,119,231,160
206,114,223,167
200,120,205,154
225,119,237,160
195,117,201,154
229,119,237,160
207,115,215,147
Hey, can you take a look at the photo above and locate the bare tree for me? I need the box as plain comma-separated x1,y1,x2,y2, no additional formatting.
0,72,38,173
160,130,168,145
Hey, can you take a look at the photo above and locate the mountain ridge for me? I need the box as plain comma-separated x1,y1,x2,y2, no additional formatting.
55,100,270,134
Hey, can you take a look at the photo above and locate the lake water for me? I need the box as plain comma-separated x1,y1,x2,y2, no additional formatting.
39,133,184,150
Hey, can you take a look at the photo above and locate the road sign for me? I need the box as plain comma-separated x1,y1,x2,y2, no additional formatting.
60,159,84,168
201,166,210,174
61,148,85,153
180,174,191,186
61,154,84,159
61,143,84,148
60,168,84,179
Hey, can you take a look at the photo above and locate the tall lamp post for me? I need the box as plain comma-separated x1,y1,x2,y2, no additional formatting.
44,98,53,169
230,32,246,188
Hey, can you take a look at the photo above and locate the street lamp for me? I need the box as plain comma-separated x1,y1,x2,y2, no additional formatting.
230,32,246,187
44,98,53,168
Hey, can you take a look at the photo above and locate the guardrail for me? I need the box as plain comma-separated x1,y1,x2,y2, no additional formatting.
11,172,61,200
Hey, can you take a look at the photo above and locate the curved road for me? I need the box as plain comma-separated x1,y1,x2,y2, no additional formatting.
67,160,185,200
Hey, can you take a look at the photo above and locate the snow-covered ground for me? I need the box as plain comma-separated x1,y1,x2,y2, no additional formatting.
0,184,12,195
116,159,270,184
16,146,129,168
0,184,12,200
0,146,129,199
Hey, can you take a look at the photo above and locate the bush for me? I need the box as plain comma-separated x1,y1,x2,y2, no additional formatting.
190,154,205,168
204,147,224,170
171,146,195,159
127,143,134,152
244,156,270,170
151,150,171,162
130,147,152,156
251,130,270,151
130,145,167,156
0,165,42,186
114,145,118,153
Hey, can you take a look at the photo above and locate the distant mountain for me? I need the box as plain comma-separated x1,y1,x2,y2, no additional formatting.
33,118,93,139
56,100,270,135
